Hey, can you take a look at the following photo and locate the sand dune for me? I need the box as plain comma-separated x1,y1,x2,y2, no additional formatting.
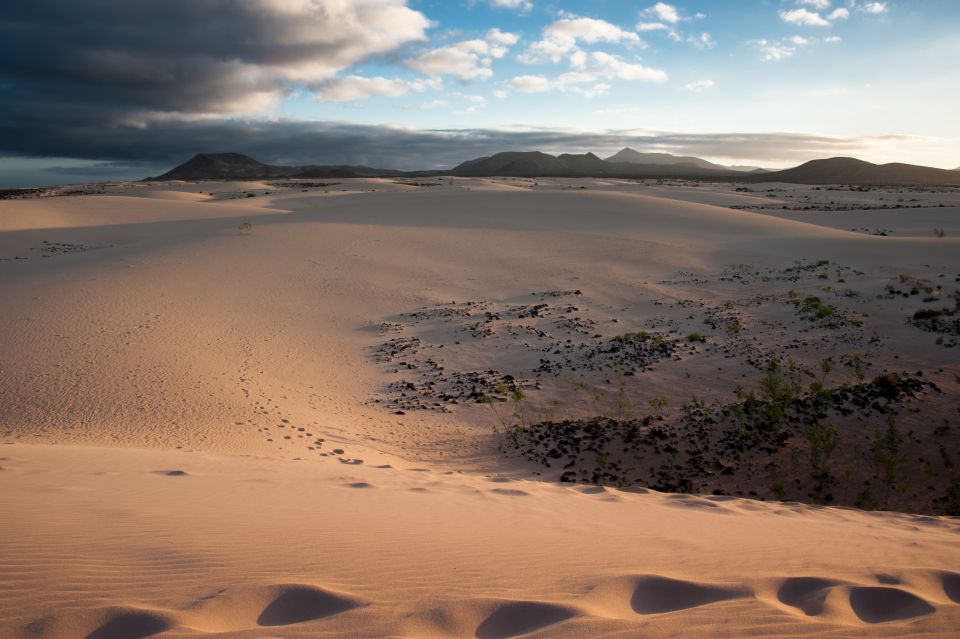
1,178,958,637
1,444,958,638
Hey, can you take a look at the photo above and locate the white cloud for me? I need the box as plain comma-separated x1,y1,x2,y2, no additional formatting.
751,38,796,61
518,17,641,64
797,0,831,9
860,2,888,14
569,51,668,82
508,75,552,92
315,75,441,102
688,32,715,48
828,7,850,20
546,17,641,45
824,35,842,43
489,0,532,11
409,46,494,81
789,35,811,46
589,51,667,81
645,2,680,24
778,8,830,26
511,49,666,98
509,49,665,97
683,79,715,92
509,73,611,99
407,29,519,82
638,5,710,47
568,83,611,98
493,89,509,98
486,28,520,48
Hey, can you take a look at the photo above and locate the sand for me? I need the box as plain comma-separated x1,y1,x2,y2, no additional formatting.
1,177,958,637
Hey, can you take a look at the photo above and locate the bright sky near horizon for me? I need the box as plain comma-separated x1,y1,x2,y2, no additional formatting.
0,0,958,186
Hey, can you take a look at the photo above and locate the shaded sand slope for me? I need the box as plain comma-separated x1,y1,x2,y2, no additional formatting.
1,444,958,638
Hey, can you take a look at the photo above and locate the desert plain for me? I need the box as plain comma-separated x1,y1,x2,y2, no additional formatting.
1,177,959,638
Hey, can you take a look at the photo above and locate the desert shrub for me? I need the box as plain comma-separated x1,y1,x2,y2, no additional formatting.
808,422,841,502
913,308,943,321
872,413,903,507
795,296,835,320
872,374,902,399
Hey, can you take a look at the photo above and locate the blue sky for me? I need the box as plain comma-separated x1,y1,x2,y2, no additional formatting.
277,0,960,167
1,0,958,187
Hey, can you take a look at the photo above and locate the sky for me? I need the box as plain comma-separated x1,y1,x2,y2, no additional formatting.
1,0,958,187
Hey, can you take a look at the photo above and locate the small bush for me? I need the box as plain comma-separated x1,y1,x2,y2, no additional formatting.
872,374,901,399
913,308,943,321
793,296,836,321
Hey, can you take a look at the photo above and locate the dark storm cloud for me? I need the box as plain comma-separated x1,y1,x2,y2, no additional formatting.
0,1,429,125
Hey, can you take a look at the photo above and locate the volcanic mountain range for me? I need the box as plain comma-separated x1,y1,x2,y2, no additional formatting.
149,149,960,186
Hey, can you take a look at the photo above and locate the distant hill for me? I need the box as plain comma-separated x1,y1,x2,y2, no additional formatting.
451,151,635,177
147,152,957,185
605,147,765,172
148,153,301,180
749,157,960,186
450,151,739,178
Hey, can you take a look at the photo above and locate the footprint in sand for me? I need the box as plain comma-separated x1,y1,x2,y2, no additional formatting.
256,585,361,626
490,488,529,497
777,577,841,616
942,572,960,603
33,607,174,639
185,583,362,630
475,601,578,639
629,575,749,614
848,586,934,623
151,470,188,477
85,611,171,639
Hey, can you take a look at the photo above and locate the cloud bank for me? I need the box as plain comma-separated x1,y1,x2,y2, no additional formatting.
0,0,430,127
0,117,909,175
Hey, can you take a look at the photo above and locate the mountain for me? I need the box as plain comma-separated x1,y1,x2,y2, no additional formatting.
605,148,728,171
147,153,422,181
604,147,765,172
148,152,956,185
452,151,582,177
749,157,960,186
148,153,301,180
450,151,739,178
556,152,611,173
